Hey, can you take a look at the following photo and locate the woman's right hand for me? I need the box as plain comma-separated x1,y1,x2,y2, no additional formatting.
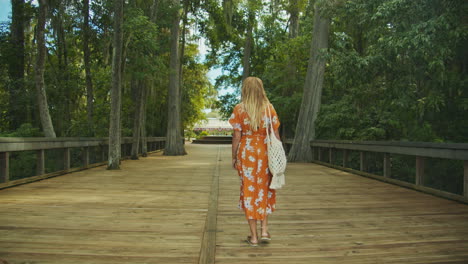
232,158,237,170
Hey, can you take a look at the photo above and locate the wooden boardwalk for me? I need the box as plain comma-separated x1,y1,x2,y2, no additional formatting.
0,144,467,264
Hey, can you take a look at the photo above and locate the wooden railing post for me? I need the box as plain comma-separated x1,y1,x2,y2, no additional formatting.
329,148,333,164
83,147,89,167
0,152,9,183
311,146,315,160
360,152,366,172
37,149,45,176
64,148,70,170
101,145,106,162
343,149,348,168
384,153,391,178
416,156,425,186
318,147,322,161
464,161,468,199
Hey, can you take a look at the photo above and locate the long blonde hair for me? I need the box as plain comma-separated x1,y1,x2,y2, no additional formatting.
241,77,269,131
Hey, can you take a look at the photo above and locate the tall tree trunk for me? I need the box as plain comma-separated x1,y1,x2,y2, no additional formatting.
178,1,188,138
35,0,56,138
131,79,145,160
288,4,330,162
108,0,124,169
241,10,254,81
140,85,148,157
55,3,69,136
288,0,299,39
164,0,186,156
9,0,26,130
83,0,94,136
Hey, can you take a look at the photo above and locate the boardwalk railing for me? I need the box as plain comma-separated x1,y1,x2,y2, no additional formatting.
285,140,468,203
0,137,166,189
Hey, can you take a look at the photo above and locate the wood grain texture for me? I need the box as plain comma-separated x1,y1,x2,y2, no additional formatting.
216,146,468,264
1,144,467,264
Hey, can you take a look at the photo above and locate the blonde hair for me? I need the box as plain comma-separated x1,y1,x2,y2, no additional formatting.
241,77,269,131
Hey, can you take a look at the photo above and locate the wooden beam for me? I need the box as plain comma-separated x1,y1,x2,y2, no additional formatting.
343,149,348,168
309,140,468,160
312,159,468,204
64,148,70,170
36,149,45,176
384,153,391,178
83,147,90,167
0,152,9,183
198,146,221,264
360,151,366,172
464,160,468,199
416,156,425,186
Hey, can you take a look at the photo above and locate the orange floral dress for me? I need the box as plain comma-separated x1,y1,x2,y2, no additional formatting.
229,103,280,220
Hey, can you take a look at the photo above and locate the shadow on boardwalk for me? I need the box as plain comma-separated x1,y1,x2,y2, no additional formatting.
0,144,467,264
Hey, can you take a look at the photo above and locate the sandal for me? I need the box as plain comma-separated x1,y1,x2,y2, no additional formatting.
246,236,259,247
261,232,271,241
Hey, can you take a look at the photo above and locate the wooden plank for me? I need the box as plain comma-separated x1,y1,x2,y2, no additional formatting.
0,144,213,264
309,140,468,160
0,152,9,183
312,159,468,204
64,148,70,170
384,153,391,178
36,149,45,176
464,160,468,199
360,151,366,172
2,144,468,264
83,147,89,167
216,147,468,264
416,156,425,186
198,146,221,264
343,149,348,168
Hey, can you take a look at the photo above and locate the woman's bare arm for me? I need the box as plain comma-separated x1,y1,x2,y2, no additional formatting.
274,128,280,140
232,130,241,169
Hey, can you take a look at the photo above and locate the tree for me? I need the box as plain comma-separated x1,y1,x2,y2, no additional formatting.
288,3,330,162
9,0,26,130
35,0,56,138
83,0,94,136
108,0,124,169
241,8,254,80
164,0,186,156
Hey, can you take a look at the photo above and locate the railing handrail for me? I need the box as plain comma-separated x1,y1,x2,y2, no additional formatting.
284,139,468,160
284,138,468,203
0,137,166,152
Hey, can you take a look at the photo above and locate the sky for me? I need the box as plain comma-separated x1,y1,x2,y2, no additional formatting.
0,0,11,22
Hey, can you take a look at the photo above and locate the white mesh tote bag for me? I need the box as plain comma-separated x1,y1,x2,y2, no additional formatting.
266,105,286,189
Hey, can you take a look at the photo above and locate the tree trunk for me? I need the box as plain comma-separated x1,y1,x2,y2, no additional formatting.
108,0,124,169
241,10,254,81
9,0,26,130
131,80,145,160
140,85,148,157
288,0,299,39
288,4,330,162
164,0,186,156
83,0,94,136
178,1,188,138
283,0,300,98
35,0,56,138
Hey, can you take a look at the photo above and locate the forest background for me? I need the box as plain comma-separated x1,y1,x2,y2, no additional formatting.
0,1,466,188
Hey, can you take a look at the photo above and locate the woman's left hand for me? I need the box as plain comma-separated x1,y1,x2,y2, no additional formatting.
232,158,237,170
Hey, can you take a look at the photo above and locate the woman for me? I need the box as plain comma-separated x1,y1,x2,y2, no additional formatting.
229,76,281,246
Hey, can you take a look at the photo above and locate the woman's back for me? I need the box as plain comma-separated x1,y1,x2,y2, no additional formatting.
230,103,279,137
